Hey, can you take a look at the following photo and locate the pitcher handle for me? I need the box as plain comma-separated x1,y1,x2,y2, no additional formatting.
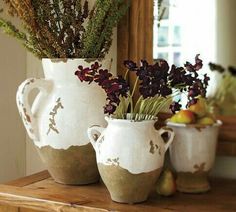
16,78,52,141
158,127,175,153
87,125,105,151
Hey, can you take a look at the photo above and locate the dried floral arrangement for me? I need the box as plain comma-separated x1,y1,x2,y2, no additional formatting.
208,62,236,115
75,55,210,121
0,0,128,58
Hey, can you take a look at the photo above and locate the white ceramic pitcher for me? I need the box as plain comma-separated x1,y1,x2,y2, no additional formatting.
16,58,110,185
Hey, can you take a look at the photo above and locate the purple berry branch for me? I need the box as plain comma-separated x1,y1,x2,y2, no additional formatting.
75,62,130,116
75,55,210,120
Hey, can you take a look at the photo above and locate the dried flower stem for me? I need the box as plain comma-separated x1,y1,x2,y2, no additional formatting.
1,0,129,58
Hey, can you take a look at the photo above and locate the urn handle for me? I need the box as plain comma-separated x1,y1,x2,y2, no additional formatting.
87,125,105,152
16,78,52,141
158,127,175,153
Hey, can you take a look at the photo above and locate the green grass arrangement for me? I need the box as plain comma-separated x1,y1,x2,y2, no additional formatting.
0,0,129,58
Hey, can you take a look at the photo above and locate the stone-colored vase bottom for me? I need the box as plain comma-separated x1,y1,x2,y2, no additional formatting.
98,164,162,204
176,172,210,193
36,143,100,185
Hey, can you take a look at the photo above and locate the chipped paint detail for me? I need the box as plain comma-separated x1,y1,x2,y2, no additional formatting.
106,158,120,166
149,140,159,154
21,79,35,94
23,108,31,123
18,100,31,125
149,140,155,154
47,98,64,135
194,162,206,173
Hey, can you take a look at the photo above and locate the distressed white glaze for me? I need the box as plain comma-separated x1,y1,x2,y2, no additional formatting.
88,116,175,174
167,121,222,173
16,59,110,149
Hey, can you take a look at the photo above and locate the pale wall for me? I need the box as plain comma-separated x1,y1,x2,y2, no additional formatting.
216,0,236,67
209,0,236,178
0,3,26,182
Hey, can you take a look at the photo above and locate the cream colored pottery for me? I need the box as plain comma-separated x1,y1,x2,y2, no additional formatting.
167,121,222,193
88,116,175,203
16,58,111,185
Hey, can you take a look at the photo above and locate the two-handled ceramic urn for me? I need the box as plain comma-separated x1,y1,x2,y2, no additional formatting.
88,116,175,203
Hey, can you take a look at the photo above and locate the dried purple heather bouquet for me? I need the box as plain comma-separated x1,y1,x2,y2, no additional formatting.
0,0,129,58
75,55,209,120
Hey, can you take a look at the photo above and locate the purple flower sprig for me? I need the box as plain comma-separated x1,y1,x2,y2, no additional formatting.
75,55,210,118
124,59,172,99
75,62,129,115
166,55,209,113
124,54,210,114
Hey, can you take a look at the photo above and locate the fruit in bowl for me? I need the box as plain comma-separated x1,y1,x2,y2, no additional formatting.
170,98,216,125
170,110,196,124
189,97,207,118
197,116,215,125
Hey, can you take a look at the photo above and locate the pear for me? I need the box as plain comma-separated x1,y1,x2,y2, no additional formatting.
197,116,215,125
156,169,176,196
189,97,207,118
169,114,178,123
170,110,196,124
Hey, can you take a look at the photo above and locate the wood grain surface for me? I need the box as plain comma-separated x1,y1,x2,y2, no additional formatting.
0,171,235,212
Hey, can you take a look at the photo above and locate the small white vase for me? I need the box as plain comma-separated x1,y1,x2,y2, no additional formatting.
167,121,222,193
16,58,111,185
88,116,175,203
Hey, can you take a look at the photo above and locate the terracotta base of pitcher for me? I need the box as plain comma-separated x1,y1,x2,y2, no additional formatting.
98,164,162,204
176,171,210,193
36,143,100,185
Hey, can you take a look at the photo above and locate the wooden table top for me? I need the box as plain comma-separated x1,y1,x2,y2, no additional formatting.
0,171,236,212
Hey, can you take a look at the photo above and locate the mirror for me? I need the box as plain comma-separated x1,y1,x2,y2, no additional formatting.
153,0,236,116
